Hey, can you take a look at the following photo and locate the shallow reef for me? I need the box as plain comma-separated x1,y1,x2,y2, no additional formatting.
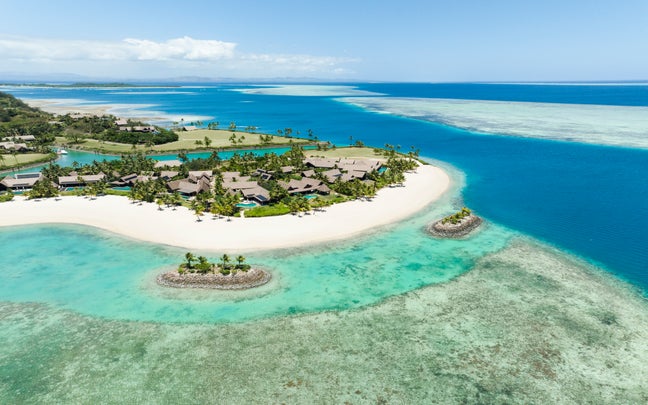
0,239,647,403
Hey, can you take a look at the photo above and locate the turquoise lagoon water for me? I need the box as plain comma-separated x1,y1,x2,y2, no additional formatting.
12,145,316,175
0,188,513,323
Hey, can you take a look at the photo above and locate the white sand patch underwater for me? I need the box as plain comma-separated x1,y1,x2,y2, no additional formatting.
341,97,648,149
232,85,382,97
23,98,212,125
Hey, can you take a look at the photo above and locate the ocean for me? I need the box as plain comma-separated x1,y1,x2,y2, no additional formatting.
3,83,647,290
1,83,647,402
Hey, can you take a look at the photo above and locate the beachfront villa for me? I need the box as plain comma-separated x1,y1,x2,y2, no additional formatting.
167,173,212,196
0,138,394,216
57,173,107,188
0,172,43,191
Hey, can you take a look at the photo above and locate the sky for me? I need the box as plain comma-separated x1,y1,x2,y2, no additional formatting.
1,0,647,82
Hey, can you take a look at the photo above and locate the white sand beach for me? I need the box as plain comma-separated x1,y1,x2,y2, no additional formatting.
23,99,189,123
0,165,450,251
25,99,114,117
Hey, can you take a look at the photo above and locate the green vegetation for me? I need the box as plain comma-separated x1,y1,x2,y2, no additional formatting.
441,207,473,225
243,203,292,217
54,128,310,154
144,129,307,152
0,152,56,170
306,146,385,159
29,141,419,218
178,252,250,275
3,97,420,218
0,92,58,152
59,115,177,146
26,179,60,199
0,191,14,202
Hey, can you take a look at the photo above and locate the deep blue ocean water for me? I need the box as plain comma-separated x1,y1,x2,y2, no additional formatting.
2,83,647,292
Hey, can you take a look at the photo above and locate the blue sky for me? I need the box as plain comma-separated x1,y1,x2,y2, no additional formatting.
1,0,647,81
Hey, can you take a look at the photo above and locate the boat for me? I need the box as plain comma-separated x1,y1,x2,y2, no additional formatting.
56,149,68,155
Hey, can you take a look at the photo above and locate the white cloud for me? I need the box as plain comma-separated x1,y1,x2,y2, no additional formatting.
0,35,235,62
122,37,235,61
0,35,357,78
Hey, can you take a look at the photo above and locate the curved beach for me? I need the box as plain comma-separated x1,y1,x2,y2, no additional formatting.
0,164,450,251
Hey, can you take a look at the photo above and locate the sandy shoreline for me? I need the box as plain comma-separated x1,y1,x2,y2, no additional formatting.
24,99,169,122
0,165,450,251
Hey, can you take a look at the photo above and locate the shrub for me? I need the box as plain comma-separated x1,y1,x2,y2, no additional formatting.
0,192,14,202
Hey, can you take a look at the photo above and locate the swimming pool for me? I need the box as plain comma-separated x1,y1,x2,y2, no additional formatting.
236,201,258,208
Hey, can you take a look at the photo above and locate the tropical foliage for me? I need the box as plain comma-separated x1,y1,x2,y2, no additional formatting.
0,191,14,202
441,207,473,225
27,179,60,199
178,252,250,275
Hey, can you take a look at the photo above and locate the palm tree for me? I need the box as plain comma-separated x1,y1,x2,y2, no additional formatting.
185,252,195,269
221,254,230,271
236,255,245,268
197,256,210,273
210,201,222,219
172,191,183,209
191,200,204,222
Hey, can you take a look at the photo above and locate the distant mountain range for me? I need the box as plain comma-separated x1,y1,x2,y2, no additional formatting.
0,72,350,85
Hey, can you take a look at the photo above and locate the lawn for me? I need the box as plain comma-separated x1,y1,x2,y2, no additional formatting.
0,153,53,169
56,129,310,154
306,146,386,160
154,129,309,151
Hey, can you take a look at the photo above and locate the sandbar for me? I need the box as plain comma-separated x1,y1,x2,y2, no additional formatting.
0,164,450,251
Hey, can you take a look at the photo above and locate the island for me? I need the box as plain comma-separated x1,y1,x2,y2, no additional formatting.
157,253,271,290
0,91,451,251
427,207,482,238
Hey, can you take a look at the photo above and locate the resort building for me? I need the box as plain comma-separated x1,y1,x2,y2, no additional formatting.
0,141,30,151
159,171,179,181
2,135,36,142
278,177,331,195
167,177,211,196
0,172,43,191
240,186,271,204
115,120,157,133
57,173,106,188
